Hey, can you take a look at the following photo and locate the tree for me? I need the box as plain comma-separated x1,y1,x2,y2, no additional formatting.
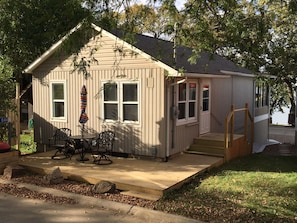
0,0,89,80
264,1,297,120
117,2,181,39
176,0,296,123
0,56,15,141
0,56,15,116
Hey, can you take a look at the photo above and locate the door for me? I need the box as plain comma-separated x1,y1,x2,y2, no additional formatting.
200,80,211,134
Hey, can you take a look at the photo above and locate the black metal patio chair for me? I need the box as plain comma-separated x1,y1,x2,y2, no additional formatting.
48,128,74,159
91,130,115,165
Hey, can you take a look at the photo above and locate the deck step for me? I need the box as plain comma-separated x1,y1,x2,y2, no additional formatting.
121,190,162,201
193,138,226,147
188,144,224,156
188,133,227,157
185,150,224,158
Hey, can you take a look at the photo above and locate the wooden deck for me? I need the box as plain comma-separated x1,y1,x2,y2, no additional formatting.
18,151,224,201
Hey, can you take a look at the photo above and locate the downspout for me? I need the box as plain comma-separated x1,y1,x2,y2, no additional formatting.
165,22,179,161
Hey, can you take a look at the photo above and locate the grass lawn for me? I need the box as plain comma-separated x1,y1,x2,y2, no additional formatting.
156,154,297,223
12,132,37,155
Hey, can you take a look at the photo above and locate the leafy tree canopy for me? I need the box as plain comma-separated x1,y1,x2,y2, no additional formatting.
0,0,89,79
0,55,15,116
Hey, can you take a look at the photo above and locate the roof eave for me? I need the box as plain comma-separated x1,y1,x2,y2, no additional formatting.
184,72,231,78
23,23,82,74
220,70,254,78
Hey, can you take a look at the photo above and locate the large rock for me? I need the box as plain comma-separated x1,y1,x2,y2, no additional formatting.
3,165,25,179
92,180,116,194
43,167,64,184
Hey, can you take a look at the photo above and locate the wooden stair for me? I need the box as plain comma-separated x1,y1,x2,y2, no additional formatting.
186,133,247,159
186,133,226,157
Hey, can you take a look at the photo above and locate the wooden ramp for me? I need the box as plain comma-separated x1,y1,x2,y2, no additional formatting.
18,151,224,201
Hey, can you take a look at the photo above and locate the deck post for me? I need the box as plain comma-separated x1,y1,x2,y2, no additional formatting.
244,103,248,141
224,118,228,149
230,105,234,144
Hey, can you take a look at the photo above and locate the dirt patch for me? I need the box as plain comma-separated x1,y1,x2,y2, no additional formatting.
0,174,156,209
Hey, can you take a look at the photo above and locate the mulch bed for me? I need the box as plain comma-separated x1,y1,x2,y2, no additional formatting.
262,143,297,156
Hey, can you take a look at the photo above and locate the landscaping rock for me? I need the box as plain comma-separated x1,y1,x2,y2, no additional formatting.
43,167,64,184
92,180,116,194
3,165,25,179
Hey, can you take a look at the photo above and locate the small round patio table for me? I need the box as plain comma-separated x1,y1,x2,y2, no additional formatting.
69,134,97,162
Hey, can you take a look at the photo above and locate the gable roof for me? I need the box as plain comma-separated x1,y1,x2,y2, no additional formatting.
24,23,253,77
130,33,253,77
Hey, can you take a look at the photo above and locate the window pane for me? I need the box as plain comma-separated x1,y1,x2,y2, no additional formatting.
123,104,138,121
123,84,137,101
104,83,117,101
53,84,64,99
178,103,185,119
203,99,209,111
53,102,64,117
104,103,118,120
178,83,186,101
203,86,209,98
189,102,195,117
202,86,209,111
189,83,196,100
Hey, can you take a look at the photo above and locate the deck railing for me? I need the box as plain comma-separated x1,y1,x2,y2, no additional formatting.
224,103,254,149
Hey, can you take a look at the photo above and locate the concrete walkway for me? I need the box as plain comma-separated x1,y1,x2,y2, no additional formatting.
0,179,202,223
269,125,295,145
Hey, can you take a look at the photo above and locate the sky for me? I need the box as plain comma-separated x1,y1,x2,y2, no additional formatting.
135,0,186,10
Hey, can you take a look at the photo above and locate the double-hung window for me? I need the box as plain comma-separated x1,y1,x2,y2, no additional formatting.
177,81,198,123
50,81,67,121
103,81,139,123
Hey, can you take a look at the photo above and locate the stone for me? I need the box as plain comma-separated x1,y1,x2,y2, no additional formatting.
43,167,64,184
92,180,116,194
3,165,25,180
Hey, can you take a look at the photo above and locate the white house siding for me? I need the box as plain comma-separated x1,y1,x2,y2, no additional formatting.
211,76,254,134
232,76,254,133
173,123,199,154
254,106,270,143
211,78,232,133
169,78,200,155
32,31,167,157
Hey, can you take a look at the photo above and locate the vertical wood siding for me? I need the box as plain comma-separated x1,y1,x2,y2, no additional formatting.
32,32,167,157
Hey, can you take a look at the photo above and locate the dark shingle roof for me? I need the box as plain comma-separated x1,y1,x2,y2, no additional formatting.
132,33,253,75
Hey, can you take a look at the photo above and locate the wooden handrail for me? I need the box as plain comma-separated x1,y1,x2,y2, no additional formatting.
224,103,254,149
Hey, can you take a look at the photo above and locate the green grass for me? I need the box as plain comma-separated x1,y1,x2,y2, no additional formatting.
156,154,297,223
12,132,37,155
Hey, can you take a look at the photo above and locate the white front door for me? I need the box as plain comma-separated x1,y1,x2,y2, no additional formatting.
200,80,211,134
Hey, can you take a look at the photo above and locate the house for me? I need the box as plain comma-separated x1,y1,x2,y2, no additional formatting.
23,23,270,161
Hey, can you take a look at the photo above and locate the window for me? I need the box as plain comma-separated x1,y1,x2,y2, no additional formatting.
255,82,269,108
103,81,139,123
177,81,198,123
50,81,66,120
202,85,209,111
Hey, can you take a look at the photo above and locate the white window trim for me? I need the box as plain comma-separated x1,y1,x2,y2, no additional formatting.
102,80,140,124
176,80,198,125
50,80,67,122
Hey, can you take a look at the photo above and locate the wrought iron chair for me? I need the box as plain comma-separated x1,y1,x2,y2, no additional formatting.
91,131,115,165
48,128,73,159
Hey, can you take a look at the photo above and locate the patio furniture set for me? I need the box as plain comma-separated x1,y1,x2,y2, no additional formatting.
48,128,115,165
